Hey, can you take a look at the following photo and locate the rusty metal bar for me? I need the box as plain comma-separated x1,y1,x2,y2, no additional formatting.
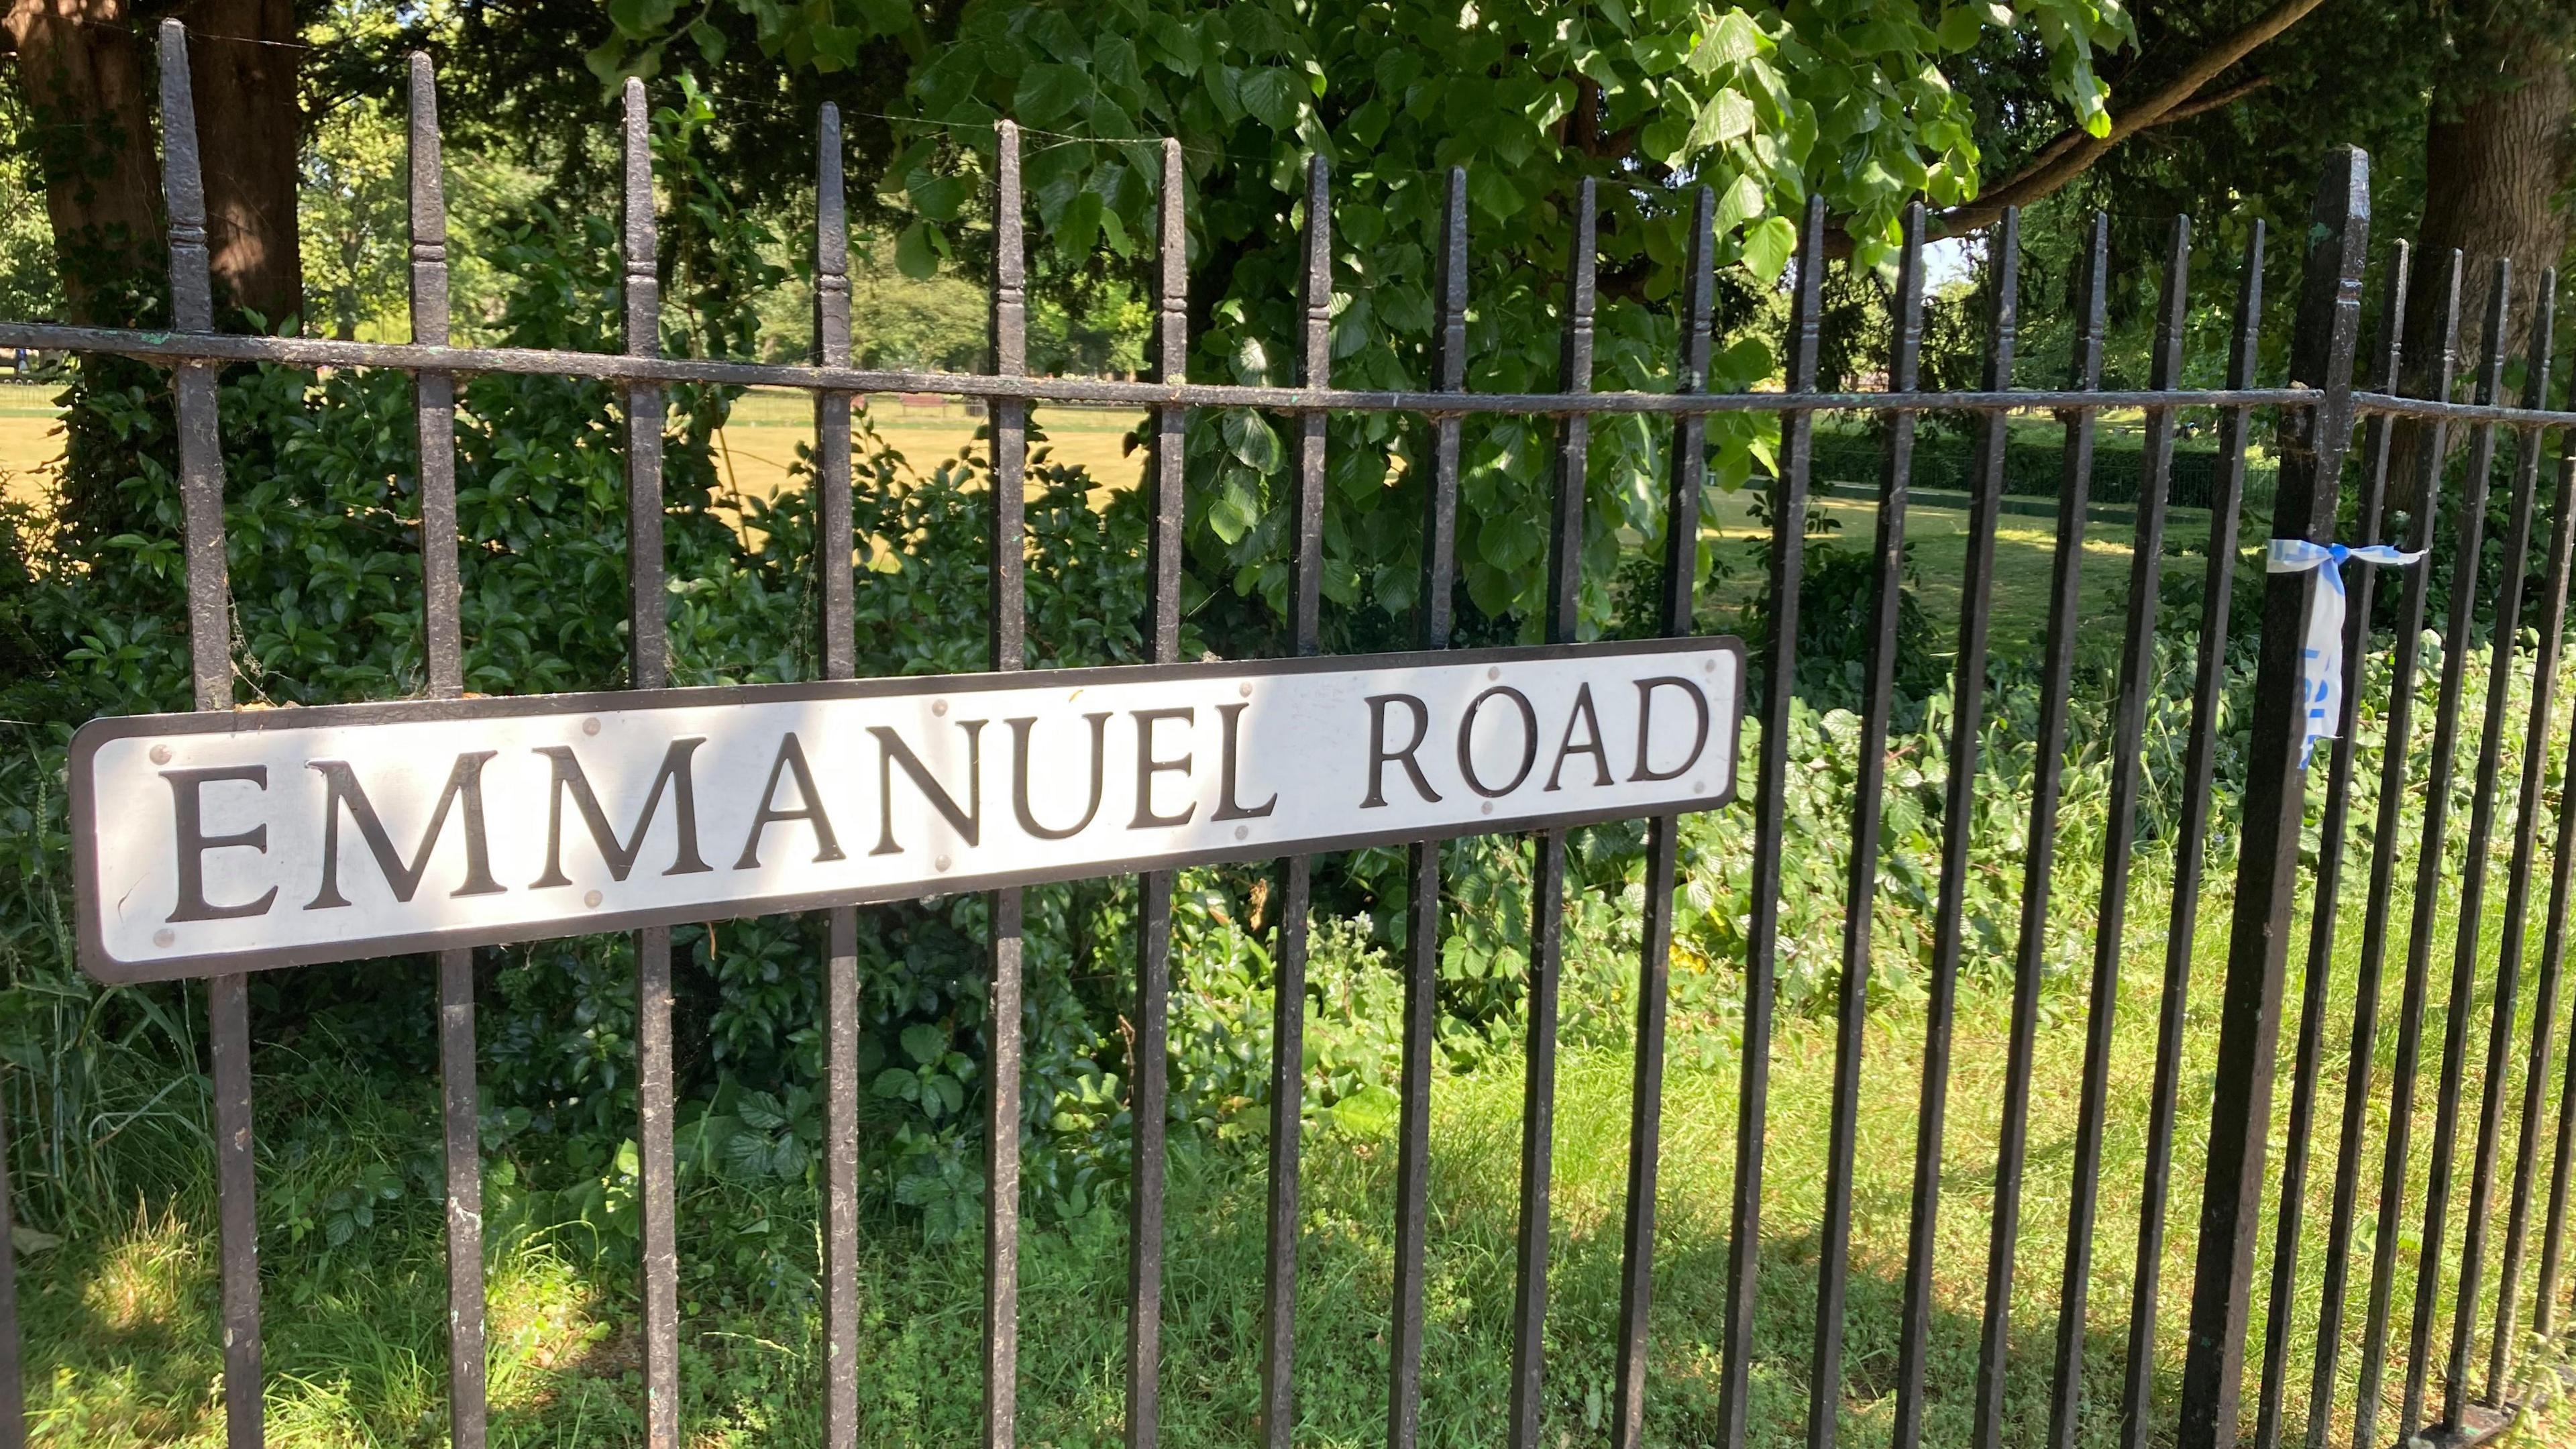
407,50,488,1449
0,317,2341,418
1123,135,1189,1449
1609,178,1715,1449
616,74,683,1449
812,99,862,1449
1714,191,1826,1449
160,23,264,1449
1506,172,1596,1449
982,119,1030,1449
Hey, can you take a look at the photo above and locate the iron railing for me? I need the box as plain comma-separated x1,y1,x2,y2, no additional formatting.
8,19,2576,1449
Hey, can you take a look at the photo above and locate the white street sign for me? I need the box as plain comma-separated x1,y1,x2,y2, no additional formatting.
72,638,1743,981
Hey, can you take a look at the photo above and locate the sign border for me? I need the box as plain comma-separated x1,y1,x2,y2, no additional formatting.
72,635,1747,983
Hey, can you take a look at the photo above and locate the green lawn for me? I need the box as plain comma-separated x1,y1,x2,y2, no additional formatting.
23,826,2576,1447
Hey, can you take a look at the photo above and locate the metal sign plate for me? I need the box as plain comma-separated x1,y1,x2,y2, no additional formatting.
71,637,1744,982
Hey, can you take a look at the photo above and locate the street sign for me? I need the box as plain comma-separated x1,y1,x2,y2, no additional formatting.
71,637,1744,982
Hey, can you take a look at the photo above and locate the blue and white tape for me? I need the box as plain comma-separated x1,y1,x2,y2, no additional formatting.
2266,538,2425,767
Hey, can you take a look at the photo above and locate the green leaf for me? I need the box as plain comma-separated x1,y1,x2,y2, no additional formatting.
873,1067,919,1098
1935,7,1983,50
1740,215,1796,282
1238,66,1301,130
895,222,939,280
1017,62,1091,128
1467,167,1522,222
1701,10,1766,70
1707,87,1756,143
737,1089,788,1131
1329,1083,1401,1139
902,1022,945,1065
1222,409,1283,471
908,172,967,223
1713,172,1766,233
686,18,728,64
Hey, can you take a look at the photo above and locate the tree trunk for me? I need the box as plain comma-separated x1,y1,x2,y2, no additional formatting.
186,0,303,327
3,0,161,325
2389,33,2573,516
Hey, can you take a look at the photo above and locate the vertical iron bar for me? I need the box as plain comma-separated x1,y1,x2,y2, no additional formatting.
1124,136,1188,1449
2133,219,2264,1449
1255,152,1324,1449
1973,209,2110,1449
2175,148,2371,1449
1714,192,1826,1449
2482,281,2565,1406
1809,201,1924,1449
983,118,1028,1449
1384,148,1444,1449
1894,205,2019,1449
2440,276,2553,1431
2348,249,2467,1449
2531,449,2576,1346
2051,213,2189,1449
1609,180,1715,1449
2282,239,2407,1449
1507,174,1595,1449
616,76,681,1449
409,52,486,1449
160,23,262,1449
812,101,861,1449
2398,258,2515,1440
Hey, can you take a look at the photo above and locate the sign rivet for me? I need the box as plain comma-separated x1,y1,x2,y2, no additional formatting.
1487,665,1501,680
153,928,175,947
932,700,948,716
1703,658,1717,673
936,854,952,871
1238,682,1252,698
1234,825,1248,841
149,744,172,765
1692,780,1705,794
582,717,601,736
583,890,602,908
1481,801,1493,815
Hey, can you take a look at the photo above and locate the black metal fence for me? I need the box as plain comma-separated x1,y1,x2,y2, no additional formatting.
9,19,2576,1449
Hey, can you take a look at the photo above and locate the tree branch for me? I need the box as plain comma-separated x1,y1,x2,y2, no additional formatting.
1927,0,2325,237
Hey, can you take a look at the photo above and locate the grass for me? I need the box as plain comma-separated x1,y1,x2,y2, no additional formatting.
24,808,2576,1448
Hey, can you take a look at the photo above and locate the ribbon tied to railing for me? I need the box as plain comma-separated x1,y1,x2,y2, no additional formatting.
2267,537,2426,767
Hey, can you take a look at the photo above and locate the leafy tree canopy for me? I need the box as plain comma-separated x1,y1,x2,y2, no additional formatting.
578,0,2134,641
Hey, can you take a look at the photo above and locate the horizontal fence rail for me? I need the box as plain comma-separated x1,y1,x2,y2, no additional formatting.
16,21,2576,1449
